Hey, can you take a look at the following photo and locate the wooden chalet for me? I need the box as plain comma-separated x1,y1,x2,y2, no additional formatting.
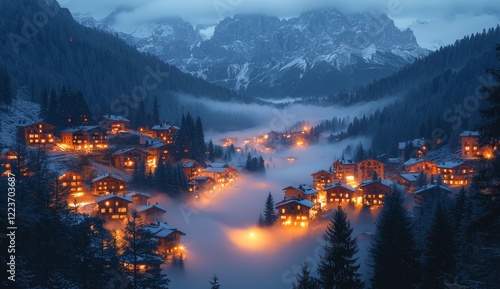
460,131,496,159
60,126,108,150
357,158,385,181
147,142,174,167
96,194,133,221
126,192,152,206
283,184,319,204
0,149,18,176
359,179,399,206
17,121,55,147
150,123,179,144
136,203,167,223
437,162,474,186
112,147,152,170
398,138,427,159
311,170,335,191
201,166,237,184
188,176,216,192
413,184,453,206
276,197,315,227
179,159,203,180
332,160,357,182
323,182,356,205
91,174,127,196
403,158,437,177
58,171,85,197
397,173,421,192
99,115,130,134
143,222,186,254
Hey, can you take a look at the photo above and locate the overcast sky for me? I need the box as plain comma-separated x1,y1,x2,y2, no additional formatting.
60,0,499,50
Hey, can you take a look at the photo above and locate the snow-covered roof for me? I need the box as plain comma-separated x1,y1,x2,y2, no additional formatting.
61,126,101,133
399,173,421,182
413,184,452,195
333,159,355,165
207,162,229,168
311,169,334,176
148,141,168,149
359,179,401,190
92,173,126,183
403,158,425,166
398,138,425,150
136,203,166,213
143,222,185,238
126,192,152,199
17,121,55,128
203,167,229,173
0,148,16,156
276,197,315,208
283,184,318,195
101,114,130,122
324,182,356,192
96,194,132,203
460,131,480,137
112,147,149,156
150,123,179,130
437,161,466,169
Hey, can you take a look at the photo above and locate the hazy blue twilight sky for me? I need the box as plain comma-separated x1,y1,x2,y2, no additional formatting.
60,0,499,50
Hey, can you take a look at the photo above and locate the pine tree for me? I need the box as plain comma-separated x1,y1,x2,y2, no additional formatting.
417,171,427,188
207,140,215,161
40,88,48,119
209,274,221,289
317,206,363,289
152,96,160,125
261,192,277,227
47,88,58,125
195,116,207,161
372,171,379,181
121,212,170,289
293,263,319,289
421,202,456,289
369,188,419,289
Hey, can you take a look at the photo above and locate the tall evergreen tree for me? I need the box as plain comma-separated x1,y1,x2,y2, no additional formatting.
317,206,363,289
369,188,419,289
421,202,456,289
40,88,48,119
293,263,319,289
209,274,221,289
260,192,277,227
47,88,58,125
195,116,207,160
152,96,160,125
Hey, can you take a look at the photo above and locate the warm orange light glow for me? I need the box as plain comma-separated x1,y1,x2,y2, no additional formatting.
296,141,304,146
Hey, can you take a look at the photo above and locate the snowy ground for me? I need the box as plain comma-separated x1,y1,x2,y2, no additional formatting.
0,96,41,147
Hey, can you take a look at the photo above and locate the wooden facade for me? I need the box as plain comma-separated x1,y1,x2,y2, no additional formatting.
437,162,474,186
99,115,130,134
91,174,127,196
460,131,496,159
147,142,174,167
283,184,319,204
276,197,314,227
357,159,385,181
311,170,335,190
136,203,167,223
0,149,18,176
18,121,55,147
60,126,108,150
359,179,395,206
96,194,132,221
143,222,186,254
332,160,356,182
324,182,356,204
126,192,152,206
112,148,152,171
150,124,178,144
58,171,85,197
179,159,203,180
403,158,437,176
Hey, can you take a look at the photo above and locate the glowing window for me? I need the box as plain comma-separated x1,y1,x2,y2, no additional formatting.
105,201,110,206
118,208,127,213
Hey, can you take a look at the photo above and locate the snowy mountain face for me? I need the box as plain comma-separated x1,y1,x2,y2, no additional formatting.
74,8,429,98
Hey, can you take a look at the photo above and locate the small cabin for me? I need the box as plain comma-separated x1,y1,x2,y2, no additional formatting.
126,192,152,206
437,162,474,187
397,173,421,192
99,115,130,134
112,148,152,171
91,174,127,196
17,121,55,147
413,184,453,206
359,179,397,206
324,182,356,205
403,158,437,176
179,159,203,180
143,222,186,254
188,176,216,192
58,171,85,198
283,184,319,204
96,194,133,221
311,170,335,191
276,197,314,227
460,131,496,159
0,149,18,176
136,203,167,223
150,123,179,144
147,142,174,167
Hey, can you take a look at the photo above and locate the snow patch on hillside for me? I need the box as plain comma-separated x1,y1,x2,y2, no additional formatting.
0,96,41,147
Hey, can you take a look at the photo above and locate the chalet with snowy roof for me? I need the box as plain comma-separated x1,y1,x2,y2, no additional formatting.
398,138,427,159
136,203,167,223
179,159,203,180
460,131,496,159
359,179,399,206
324,182,356,205
188,176,216,192
17,121,55,147
147,142,173,167
143,222,186,254
99,114,130,134
207,162,230,168
311,170,335,191
112,147,152,171
201,166,237,184
96,194,133,221
91,174,127,196
60,126,108,150
403,158,437,177
0,149,18,176
283,184,319,204
150,123,179,144
126,192,152,206
276,197,315,227
437,162,474,186
332,160,357,182
397,173,421,192
357,159,385,181
413,184,453,206
58,171,85,198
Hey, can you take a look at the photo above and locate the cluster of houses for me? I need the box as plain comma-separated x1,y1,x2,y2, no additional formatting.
2,115,241,259
274,131,496,228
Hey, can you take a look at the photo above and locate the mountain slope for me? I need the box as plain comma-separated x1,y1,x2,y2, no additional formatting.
75,8,429,98
0,0,248,120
